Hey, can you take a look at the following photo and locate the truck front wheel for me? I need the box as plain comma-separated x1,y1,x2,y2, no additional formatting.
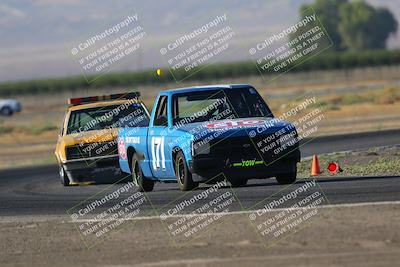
175,151,198,191
132,154,154,192
276,165,297,185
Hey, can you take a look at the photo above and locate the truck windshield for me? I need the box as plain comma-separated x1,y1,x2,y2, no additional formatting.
172,87,273,125
67,103,149,134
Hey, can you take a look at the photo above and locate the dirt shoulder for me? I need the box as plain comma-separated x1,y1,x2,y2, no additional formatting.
1,203,399,267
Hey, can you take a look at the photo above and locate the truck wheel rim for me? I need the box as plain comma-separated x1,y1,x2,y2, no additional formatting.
134,161,141,183
177,157,184,184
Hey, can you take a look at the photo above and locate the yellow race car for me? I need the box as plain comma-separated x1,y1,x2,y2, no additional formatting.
55,92,149,186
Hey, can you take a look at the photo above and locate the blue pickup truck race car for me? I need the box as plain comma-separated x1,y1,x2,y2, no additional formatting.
118,84,301,191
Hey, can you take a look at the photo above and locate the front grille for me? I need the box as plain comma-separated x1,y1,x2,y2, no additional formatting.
66,140,118,160
209,134,293,162
210,136,262,161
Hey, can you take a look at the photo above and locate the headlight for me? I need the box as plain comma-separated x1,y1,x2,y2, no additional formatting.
279,131,297,148
193,140,210,155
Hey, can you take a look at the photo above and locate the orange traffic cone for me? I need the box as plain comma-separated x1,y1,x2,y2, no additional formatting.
311,155,321,176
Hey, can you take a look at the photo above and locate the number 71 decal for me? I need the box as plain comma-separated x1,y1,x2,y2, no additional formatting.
151,137,166,170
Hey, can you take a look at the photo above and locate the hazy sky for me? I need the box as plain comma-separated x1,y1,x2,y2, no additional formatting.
0,0,398,82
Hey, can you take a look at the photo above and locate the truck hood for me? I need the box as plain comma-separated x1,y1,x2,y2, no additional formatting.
177,117,293,140
63,128,118,147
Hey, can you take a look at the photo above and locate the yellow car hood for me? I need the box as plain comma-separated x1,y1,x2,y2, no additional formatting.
63,128,119,146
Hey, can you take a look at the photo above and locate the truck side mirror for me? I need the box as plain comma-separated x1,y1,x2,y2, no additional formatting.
154,115,168,126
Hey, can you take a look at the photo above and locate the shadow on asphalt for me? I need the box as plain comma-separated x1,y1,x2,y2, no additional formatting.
149,175,400,193
298,175,400,184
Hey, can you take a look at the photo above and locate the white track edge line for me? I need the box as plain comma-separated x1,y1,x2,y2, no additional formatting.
71,200,400,222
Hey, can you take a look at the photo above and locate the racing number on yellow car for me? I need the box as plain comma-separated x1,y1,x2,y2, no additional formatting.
151,136,166,170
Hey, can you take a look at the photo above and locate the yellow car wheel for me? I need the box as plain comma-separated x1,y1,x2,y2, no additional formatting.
59,165,70,187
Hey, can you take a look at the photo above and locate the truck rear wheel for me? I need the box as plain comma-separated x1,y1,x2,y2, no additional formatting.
175,151,198,191
132,154,154,192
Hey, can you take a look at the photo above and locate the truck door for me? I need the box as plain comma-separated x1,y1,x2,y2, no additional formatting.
148,95,175,179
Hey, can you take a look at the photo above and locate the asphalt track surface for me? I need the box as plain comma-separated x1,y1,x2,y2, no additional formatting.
0,129,399,218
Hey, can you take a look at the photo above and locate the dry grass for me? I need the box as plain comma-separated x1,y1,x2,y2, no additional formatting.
297,146,400,178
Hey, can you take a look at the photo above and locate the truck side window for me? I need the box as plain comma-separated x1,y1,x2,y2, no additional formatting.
154,96,168,126
67,112,77,134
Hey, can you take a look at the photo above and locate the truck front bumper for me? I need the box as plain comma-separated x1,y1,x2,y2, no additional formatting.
188,148,301,182
62,155,124,184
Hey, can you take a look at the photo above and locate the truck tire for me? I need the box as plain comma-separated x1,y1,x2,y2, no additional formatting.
132,153,154,192
1,106,13,116
276,166,297,185
59,165,70,186
175,151,198,191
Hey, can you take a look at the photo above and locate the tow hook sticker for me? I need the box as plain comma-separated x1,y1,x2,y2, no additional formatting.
232,159,264,167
